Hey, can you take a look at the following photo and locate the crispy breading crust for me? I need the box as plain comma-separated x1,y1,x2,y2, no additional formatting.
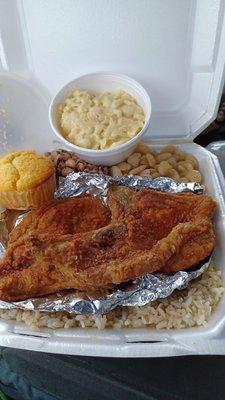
0,188,215,301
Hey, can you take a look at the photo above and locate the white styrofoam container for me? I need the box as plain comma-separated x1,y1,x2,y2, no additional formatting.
0,0,225,357
49,72,152,166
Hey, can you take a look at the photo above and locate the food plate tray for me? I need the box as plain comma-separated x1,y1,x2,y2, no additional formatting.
0,0,225,356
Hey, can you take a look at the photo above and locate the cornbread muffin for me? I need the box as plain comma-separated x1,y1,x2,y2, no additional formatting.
0,151,56,210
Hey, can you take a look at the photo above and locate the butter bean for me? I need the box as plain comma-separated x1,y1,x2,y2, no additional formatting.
181,162,193,171
140,155,148,165
129,165,147,175
185,154,199,169
167,157,177,168
157,161,171,176
151,172,160,178
136,142,155,155
127,152,141,167
140,168,152,176
178,177,189,183
177,164,187,176
167,169,180,180
186,170,202,183
174,151,186,162
162,145,177,154
146,153,156,167
156,152,172,162
111,166,123,177
117,162,132,172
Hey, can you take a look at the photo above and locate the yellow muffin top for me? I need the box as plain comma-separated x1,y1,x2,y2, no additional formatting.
0,151,55,192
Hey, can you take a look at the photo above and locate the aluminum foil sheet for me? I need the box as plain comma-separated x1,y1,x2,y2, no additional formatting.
0,259,210,314
0,174,209,315
55,173,204,203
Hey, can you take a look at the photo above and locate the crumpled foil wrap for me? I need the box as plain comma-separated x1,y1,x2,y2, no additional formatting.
0,173,210,315
55,173,204,202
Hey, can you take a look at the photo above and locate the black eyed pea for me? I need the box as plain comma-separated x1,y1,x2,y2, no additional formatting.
65,158,77,169
61,167,74,177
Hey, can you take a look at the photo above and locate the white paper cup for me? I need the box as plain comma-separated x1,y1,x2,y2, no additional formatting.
49,72,151,166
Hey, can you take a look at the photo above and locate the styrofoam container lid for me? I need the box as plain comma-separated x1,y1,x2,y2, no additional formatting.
0,0,225,141
0,0,224,142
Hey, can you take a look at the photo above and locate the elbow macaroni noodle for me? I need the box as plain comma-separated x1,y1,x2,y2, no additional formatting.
58,90,145,150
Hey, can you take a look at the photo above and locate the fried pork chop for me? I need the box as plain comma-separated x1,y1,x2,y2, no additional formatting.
0,187,215,301
8,197,111,244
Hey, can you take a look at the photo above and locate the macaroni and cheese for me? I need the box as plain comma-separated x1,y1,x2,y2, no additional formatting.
58,90,145,150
